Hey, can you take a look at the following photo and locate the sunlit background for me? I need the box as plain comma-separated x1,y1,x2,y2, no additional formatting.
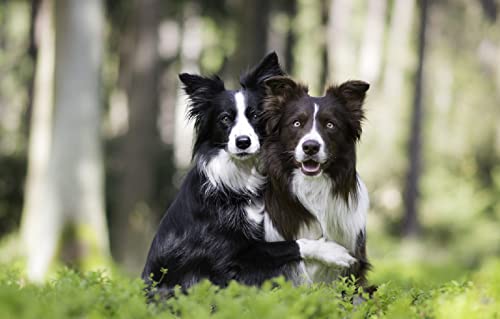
0,0,499,286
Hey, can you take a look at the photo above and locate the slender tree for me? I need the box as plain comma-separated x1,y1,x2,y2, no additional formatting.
112,0,161,273
402,0,429,237
365,0,415,208
24,0,41,136
358,0,387,84
382,0,415,101
21,0,110,281
173,2,202,170
292,0,323,95
283,0,297,72
228,0,270,79
327,0,357,83
20,0,56,281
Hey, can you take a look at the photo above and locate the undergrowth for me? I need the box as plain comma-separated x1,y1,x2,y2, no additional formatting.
0,258,498,318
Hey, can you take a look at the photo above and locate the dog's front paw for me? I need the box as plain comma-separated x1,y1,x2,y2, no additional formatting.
297,238,356,268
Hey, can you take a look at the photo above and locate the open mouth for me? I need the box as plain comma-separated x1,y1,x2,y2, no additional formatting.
300,159,322,176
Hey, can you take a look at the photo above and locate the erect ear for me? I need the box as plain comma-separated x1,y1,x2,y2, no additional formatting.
179,73,225,134
264,76,307,99
326,80,369,140
261,76,307,136
178,73,225,127
240,51,285,89
326,80,369,109
178,73,225,97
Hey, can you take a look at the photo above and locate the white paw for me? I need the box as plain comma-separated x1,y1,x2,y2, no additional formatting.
297,238,356,268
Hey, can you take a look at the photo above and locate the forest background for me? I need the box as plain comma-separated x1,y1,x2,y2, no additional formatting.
0,0,499,302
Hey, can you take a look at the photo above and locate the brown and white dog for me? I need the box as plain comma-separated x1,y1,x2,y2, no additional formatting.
260,76,372,287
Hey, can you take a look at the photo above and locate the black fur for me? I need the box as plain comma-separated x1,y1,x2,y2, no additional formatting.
141,53,302,297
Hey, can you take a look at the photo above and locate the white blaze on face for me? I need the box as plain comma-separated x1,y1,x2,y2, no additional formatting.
227,91,260,156
294,103,326,163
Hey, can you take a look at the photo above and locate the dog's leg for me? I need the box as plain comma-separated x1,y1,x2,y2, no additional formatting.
234,238,356,285
296,238,357,268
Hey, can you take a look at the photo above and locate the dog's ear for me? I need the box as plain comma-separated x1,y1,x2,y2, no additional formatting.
326,80,369,109
265,76,298,96
264,76,308,104
178,73,225,128
240,52,285,90
326,80,369,140
261,76,307,136
179,73,225,98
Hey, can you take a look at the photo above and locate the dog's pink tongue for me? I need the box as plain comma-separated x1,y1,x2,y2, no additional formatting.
301,160,321,175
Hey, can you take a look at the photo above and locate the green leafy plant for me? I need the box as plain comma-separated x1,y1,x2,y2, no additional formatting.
0,259,499,319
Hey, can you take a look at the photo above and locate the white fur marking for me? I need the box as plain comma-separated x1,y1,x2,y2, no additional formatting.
244,201,264,224
228,92,260,156
263,212,285,242
291,172,369,282
200,150,265,195
263,212,353,285
294,103,327,163
292,172,367,253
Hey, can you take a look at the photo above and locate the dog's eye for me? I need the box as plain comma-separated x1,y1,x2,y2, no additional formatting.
252,114,258,119
292,120,301,127
326,122,335,129
221,116,231,125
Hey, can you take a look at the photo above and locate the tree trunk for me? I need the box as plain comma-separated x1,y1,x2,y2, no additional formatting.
20,0,56,281
24,0,41,137
327,0,357,83
53,0,109,269
112,0,161,273
228,0,270,80
402,0,428,237
292,0,323,95
0,0,7,50
173,3,202,170
21,0,109,281
358,0,387,84
382,0,415,101
479,0,497,22
283,0,297,72
370,0,415,176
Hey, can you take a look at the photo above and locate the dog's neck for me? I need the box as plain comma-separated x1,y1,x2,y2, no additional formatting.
264,144,359,240
198,149,265,198
196,149,266,240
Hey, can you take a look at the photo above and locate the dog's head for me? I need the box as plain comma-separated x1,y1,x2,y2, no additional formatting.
179,52,284,161
262,76,369,177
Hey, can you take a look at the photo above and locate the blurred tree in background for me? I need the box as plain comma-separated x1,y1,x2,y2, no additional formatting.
20,0,109,281
0,0,499,280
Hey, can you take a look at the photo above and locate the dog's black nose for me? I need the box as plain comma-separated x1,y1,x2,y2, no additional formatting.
236,136,251,149
302,140,320,155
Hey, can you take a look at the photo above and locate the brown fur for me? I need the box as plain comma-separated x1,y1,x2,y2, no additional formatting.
261,75,373,288
260,77,315,239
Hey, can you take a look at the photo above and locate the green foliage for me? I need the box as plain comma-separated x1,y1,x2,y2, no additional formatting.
0,259,499,319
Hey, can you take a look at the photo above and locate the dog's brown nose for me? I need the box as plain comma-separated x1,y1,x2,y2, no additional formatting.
302,140,320,155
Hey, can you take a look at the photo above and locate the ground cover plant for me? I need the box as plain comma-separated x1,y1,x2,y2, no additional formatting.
0,255,498,319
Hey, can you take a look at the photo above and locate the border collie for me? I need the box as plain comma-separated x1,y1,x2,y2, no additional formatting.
261,76,372,287
141,53,357,297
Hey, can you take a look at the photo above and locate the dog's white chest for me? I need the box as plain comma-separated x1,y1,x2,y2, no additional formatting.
291,171,369,282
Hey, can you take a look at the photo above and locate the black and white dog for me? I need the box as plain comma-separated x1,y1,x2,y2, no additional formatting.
141,53,356,296
261,76,372,287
